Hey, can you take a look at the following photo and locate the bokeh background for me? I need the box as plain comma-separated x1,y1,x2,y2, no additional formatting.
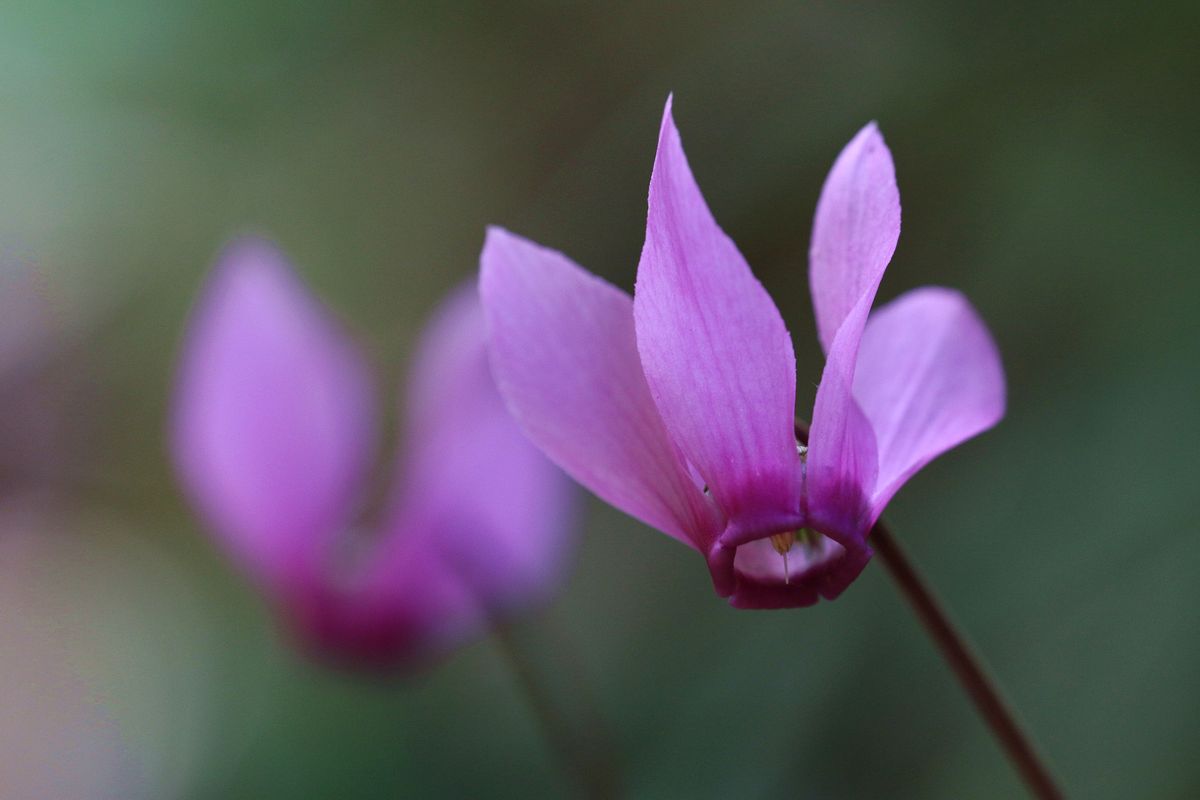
1,2,1197,798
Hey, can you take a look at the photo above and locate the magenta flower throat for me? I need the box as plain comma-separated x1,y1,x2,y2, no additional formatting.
480,98,1005,609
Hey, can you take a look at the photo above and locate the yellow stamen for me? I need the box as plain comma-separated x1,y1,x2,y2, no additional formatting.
769,531,796,584
769,531,795,555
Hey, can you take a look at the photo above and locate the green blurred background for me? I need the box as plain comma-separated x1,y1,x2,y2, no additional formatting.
1,2,1196,797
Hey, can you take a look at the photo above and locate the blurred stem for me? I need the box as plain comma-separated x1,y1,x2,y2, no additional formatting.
540,613,622,779
492,622,621,800
871,520,1062,799
794,418,1060,798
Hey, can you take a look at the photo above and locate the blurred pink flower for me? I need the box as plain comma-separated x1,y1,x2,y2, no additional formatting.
173,239,575,668
480,97,1005,609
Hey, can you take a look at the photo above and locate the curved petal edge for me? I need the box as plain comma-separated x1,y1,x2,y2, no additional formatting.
853,287,1006,521
171,237,375,591
809,122,901,354
480,226,718,550
634,96,801,531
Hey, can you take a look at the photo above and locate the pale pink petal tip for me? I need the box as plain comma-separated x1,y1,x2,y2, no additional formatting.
809,122,901,353
171,237,375,593
635,97,801,537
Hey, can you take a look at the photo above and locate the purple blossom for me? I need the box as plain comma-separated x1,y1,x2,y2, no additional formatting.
480,98,1005,609
172,238,575,667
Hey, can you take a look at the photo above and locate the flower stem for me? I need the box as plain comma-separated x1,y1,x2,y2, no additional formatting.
870,520,1063,800
492,622,621,799
793,417,1059,797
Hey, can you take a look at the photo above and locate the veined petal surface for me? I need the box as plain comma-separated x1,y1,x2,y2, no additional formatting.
480,226,717,549
171,238,375,591
853,287,1006,521
806,294,879,540
809,123,901,354
634,98,800,530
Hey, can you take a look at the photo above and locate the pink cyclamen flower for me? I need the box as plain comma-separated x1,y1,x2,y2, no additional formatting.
172,238,574,667
480,98,1005,609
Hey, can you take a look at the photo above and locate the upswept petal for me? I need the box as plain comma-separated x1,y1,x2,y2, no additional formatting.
853,287,1006,522
171,238,375,591
381,283,576,613
403,282,496,444
480,226,717,549
634,97,800,530
806,294,878,541
809,123,901,354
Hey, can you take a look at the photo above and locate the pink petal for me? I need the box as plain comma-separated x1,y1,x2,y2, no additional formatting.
480,226,718,551
334,395,573,668
634,97,801,532
270,285,577,671
404,282,496,443
853,287,1006,522
171,238,375,592
806,294,879,540
383,284,576,614
809,123,901,354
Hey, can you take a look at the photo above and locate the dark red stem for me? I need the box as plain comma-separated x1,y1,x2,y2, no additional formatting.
793,418,1060,798
870,521,1063,799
